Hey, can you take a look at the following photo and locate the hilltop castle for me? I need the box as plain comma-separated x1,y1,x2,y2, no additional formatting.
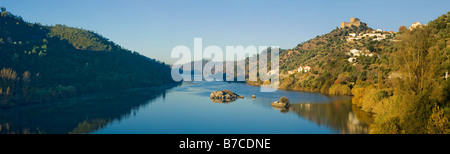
341,18,367,28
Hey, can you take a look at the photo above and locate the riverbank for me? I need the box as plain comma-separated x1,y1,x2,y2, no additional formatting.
246,80,352,97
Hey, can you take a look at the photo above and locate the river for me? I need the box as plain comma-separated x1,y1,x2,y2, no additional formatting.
0,81,371,134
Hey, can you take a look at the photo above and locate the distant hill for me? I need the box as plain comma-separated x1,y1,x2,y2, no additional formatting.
0,8,177,107
172,59,246,81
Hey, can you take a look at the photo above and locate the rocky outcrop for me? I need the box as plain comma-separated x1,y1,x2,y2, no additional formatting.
272,101,290,107
210,90,244,103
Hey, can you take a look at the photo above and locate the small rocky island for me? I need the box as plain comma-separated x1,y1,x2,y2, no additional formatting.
272,97,290,108
210,90,244,103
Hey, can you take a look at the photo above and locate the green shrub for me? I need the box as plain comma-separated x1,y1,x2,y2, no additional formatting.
427,104,450,134
361,89,388,113
370,116,403,134
280,97,289,103
351,85,373,107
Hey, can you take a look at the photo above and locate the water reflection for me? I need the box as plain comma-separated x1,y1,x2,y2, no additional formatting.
274,99,373,134
210,98,236,103
0,84,179,134
0,81,373,134
272,106,289,113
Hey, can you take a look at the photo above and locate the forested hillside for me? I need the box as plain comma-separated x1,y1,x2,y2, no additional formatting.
0,8,176,107
248,20,394,94
247,12,450,134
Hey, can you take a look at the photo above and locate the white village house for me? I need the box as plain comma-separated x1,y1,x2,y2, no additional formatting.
288,70,296,75
346,29,392,42
347,49,375,63
298,66,311,73
446,70,448,80
372,37,385,41
347,49,373,57
409,22,422,30
362,33,383,38
349,49,361,56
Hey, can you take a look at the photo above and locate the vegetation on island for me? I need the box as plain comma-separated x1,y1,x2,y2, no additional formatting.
279,96,289,103
0,7,177,108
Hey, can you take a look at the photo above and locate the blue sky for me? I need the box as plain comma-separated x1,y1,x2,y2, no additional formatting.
1,0,449,64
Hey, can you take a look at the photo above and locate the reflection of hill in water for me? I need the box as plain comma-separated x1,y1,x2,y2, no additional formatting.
284,99,372,134
0,84,179,134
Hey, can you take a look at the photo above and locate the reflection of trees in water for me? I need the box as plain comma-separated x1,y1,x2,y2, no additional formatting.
69,119,112,134
210,98,236,103
272,106,289,113
352,105,373,128
283,99,373,134
0,84,179,134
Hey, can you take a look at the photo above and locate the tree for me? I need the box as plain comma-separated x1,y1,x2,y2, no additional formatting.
1,11,7,17
367,44,375,52
390,21,448,133
394,27,440,100
1,68,17,103
427,104,450,134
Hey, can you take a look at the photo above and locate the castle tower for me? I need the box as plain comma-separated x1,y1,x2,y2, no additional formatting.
341,18,364,28
350,18,359,23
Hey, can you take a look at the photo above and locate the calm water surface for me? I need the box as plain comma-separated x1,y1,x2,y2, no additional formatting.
0,81,371,134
